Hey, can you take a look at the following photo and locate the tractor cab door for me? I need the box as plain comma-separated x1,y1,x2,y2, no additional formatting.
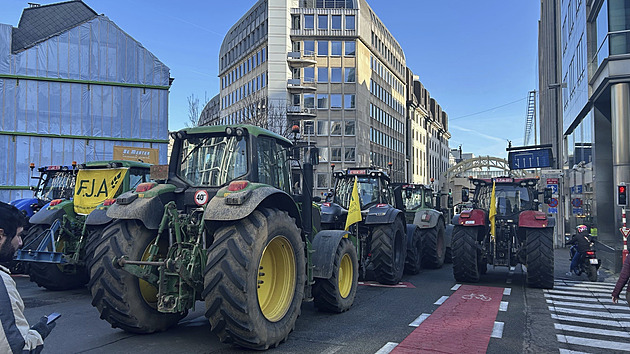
256,137,291,195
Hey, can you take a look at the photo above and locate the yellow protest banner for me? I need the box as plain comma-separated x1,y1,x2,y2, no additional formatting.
345,176,363,231
74,168,128,215
489,181,497,238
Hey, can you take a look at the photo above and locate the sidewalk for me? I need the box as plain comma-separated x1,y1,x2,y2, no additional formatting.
554,247,618,283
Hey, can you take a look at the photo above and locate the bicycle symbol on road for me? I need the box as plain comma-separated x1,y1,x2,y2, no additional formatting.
461,293,492,301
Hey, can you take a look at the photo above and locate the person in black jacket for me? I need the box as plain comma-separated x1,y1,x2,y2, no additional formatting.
567,224,591,275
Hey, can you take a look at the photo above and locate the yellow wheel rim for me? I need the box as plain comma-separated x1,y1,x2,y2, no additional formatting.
139,238,168,308
257,236,296,322
338,253,353,299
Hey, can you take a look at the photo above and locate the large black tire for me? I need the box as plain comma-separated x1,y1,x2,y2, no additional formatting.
452,226,480,283
404,226,423,275
587,264,598,282
88,219,185,333
371,219,406,285
421,221,446,269
313,238,358,312
444,224,454,264
525,228,554,289
203,208,306,350
25,224,89,291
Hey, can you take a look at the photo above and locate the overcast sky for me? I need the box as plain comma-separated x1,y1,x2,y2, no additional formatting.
0,0,540,159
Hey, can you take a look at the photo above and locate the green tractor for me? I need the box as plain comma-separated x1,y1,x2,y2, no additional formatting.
87,125,359,350
16,160,151,290
399,184,452,272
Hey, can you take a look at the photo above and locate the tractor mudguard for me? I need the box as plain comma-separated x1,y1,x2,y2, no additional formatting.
85,207,112,226
364,205,401,225
29,206,66,226
10,197,39,218
406,224,420,250
204,186,301,228
106,196,165,230
311,230,351,279
455,209,487,227
518,210,552,228
412,209,443,229
320,202,344,225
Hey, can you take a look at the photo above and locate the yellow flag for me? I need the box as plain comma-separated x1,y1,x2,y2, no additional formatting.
74,168,128,215
345,176,362,231
489,181,497,237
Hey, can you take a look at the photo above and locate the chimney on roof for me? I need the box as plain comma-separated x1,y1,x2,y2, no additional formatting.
28,3,41,7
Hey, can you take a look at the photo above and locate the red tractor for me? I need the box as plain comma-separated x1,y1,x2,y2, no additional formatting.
451,177,554,288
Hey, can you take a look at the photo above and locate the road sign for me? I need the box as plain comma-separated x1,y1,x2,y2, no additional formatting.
572,198,583,208
573,208,583,215
621,227,630,238
571,185,583,194
508,148,554,170
548,198,558,208
546,178,559,184
547,185,558,194
548,207,558,214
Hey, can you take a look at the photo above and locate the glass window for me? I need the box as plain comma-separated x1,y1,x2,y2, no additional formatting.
345,41,356,56
179,136,247,187
344,147,356,162
331,67,342,82
330,121,342,135
332,15,342,29
331,94,342,109
318,67,328,82
257,137,290,192
318,41,328,56
304,93,315,108
304,14,314,29
317,173,329,188
303,120,315,135
262,47,266,62
292,94,300,106
304,40,315,55
344,94,355,109
344,68,355,82
346,15,355,30
331,41,342,56
317,94,328,109
317,120,329,135
304,67,315,82
344,120,355,135
318,14,328,30
331,147,342,162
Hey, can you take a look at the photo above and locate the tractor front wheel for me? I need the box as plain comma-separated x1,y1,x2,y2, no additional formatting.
525,228,554,289
404,226,423,275
25,224,89,291
313,238,358,312
452,226,480,283
88,219,185,333
371,219,406,285
203,208,305,350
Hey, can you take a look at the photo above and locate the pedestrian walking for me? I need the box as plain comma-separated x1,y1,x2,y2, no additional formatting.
0,202,56,353
612,253,630,304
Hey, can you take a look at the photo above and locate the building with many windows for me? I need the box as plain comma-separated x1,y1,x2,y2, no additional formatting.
540,0,630,270
215,0,409,195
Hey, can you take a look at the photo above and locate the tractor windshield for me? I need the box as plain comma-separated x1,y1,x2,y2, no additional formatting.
403,188,424,211
37,171,76,201
178,135,248,187
335,176,380,209
475,184,533,215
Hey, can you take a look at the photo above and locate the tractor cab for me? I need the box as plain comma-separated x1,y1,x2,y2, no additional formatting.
329,168,396,211
469,177,540,217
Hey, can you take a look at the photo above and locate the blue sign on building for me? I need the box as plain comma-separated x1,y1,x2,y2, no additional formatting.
508,148,554,170
548,207,558,214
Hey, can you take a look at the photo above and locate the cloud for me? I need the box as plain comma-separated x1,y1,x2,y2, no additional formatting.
450,125,507,144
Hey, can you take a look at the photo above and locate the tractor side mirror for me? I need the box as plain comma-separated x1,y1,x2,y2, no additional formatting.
462,188,469,203
448,195,454,209
543,187,553,204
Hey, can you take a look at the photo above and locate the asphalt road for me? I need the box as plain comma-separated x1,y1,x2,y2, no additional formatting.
14,247,617,353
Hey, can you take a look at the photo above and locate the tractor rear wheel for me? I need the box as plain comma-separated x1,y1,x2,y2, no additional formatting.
525,228,554,289
421,221,446,269
26,224,89,291
313,238,358,312
371,219,406,285
203,208,305,350
404,226,423,275
88,219,185,333
452,226,480,283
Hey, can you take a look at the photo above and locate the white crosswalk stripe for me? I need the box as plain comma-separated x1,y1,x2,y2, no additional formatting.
550,280,630,352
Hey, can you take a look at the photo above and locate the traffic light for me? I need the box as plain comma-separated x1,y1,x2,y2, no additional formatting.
618,184,628,206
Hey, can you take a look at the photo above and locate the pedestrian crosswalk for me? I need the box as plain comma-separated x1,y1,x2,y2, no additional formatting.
548,280,630,353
